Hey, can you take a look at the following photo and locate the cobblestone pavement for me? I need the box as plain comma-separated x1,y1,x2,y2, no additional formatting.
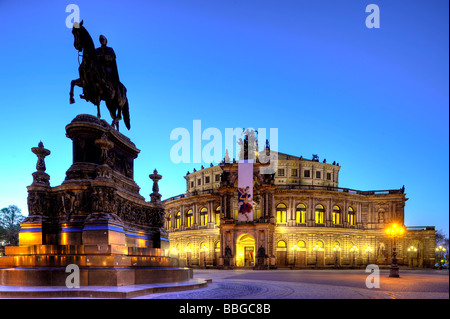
135,269,449,299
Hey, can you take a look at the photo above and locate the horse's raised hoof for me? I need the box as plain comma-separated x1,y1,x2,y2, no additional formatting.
70,97,75,104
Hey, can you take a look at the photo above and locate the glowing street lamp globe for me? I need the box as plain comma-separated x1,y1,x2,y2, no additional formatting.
385,223,405,236
385,223,405,277
436,245,447,269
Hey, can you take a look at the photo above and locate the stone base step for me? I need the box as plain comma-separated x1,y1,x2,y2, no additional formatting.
0,278,210,298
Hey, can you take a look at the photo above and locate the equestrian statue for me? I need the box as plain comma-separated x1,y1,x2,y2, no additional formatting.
70,20,130,131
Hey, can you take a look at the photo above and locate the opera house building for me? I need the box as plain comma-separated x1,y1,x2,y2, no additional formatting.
164,143,435,269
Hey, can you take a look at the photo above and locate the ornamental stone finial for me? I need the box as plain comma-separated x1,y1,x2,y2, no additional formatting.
149,169,162,203
31,141,51,186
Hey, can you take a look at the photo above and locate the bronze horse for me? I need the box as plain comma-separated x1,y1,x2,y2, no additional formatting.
70,21,130,131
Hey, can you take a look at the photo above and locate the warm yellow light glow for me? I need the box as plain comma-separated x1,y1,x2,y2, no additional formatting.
136,238,146,248
200,208,208,226
236,234,256,267
313,244,323,251
60,232,69,245
276,204,287,223
385,223,405,237
18,232,42,246
175,211,181,229
186,210,193,227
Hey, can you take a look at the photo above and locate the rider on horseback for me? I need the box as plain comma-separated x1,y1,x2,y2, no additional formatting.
96,35,124,105
70,22,130,130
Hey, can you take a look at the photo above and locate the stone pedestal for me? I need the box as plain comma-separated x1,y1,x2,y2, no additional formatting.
0,114,189,286
18,217,47,246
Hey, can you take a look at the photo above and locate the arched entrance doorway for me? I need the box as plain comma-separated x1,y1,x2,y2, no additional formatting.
295,240,307,267
406,240,423,268
184,243,193,267
276,240,288,267
236,234,255,267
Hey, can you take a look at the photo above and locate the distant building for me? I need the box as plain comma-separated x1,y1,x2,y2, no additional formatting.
164,146,435,268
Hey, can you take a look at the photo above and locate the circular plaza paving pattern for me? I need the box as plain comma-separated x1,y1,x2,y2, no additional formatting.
135,268,449,299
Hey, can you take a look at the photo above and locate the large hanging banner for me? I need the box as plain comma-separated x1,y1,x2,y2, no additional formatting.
237,159,253,222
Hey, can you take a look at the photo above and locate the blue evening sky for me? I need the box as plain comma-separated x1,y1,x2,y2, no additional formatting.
0,1,448,235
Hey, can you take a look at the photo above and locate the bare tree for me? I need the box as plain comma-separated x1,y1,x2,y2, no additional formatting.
435,229,449,247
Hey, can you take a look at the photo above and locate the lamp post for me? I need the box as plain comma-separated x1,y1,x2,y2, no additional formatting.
184,246,191,267
385,223,405,277
291,245,299,268
407,246,417,268
350,246,359,268
200,246,209,268
436,245,447,270
170,247,179,266
333,245,341,269
313,245,323,268
365,246,373,266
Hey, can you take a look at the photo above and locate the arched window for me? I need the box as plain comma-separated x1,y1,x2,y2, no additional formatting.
175,211,181,229
185,209,193,227
315,204,325,224
297,240,306,251
215,206,221,225
276,203,287,224
296,204,306,223
314,240,324,250
277,240,287,248
348,207,356,226
166,213,172,230
200,207,208,226
332,205,342,225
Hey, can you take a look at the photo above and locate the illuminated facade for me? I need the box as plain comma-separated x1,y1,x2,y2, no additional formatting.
164,150,436,268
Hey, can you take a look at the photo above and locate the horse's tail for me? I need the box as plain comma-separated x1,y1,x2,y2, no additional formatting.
123,99,131,130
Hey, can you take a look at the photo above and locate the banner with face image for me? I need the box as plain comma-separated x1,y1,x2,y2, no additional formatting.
237,159,253,222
